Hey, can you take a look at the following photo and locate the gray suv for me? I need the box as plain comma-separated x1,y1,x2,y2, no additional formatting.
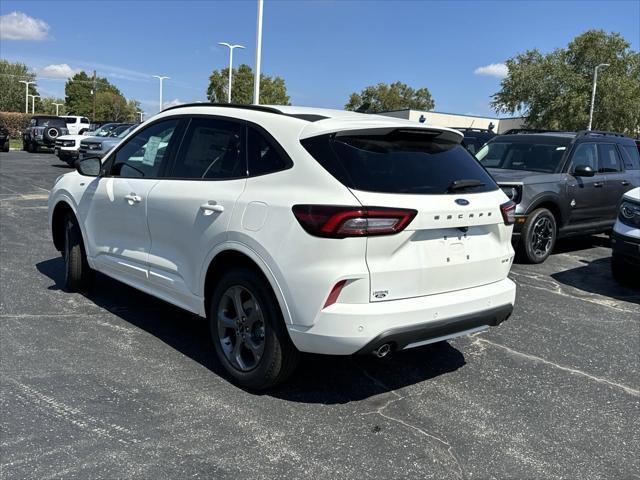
476,130,640,263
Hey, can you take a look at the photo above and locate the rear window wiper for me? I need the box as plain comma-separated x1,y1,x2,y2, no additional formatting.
447,179,485,192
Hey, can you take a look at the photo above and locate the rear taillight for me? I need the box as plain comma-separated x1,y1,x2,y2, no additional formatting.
500,201,516,225
292,205,417,238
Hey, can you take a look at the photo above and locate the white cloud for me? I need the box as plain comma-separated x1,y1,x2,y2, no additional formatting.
163,98,183,109
0,11,50,40
38,63,80,79
474,63,508,78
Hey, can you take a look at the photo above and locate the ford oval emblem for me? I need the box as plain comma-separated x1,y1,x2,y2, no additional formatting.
455,199,470,206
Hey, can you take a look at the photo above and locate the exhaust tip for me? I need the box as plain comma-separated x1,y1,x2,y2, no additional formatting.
373,343,391,358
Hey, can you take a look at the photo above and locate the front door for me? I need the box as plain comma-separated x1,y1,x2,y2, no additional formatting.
566,142,607,225
80,119,182,284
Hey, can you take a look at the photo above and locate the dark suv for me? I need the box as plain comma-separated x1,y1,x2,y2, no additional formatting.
22,116,69,153
456,128,496,155
0,125,10,152
476,130,640,263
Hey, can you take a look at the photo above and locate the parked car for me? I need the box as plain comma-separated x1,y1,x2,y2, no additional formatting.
48,104,516,389
55,123,125,165
611,187,640,284
79,124,136,159
23,116,69,153
0,125,10,152
456,128,495,155
476,130,640,263
61,116,91,135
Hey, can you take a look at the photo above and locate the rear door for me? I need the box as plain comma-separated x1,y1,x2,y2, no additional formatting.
146,116,246,307
598,143,628,220
302,129,514,302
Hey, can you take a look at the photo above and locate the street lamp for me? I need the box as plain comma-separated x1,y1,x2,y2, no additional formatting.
137,111,144,122
218,42,245,103
52,102,64,116
588,63,610,131
29,95,40,114
152,75,170,112
19,80,36,113
253,0,263,105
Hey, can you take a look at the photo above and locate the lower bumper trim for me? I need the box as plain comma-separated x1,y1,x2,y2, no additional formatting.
355,304,513,355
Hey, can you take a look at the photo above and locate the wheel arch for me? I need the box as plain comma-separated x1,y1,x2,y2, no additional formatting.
201,244,293,325
525,195,566,227
51,200,76,252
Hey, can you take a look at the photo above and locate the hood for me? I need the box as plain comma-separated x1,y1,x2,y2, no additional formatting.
487,168,562,184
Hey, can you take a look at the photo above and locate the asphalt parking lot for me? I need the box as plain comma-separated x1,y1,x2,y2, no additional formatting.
1,150,638,480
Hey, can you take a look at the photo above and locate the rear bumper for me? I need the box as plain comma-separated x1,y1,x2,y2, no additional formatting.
287,277,516,355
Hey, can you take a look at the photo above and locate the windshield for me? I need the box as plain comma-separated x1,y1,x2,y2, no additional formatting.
117,125,135,138
476,141,568,173
302,131,498,194
92,124,119,137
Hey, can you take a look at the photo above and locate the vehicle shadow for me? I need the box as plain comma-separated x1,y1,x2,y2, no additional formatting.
551,257,640,303
552,234,611,255
36,257,467,402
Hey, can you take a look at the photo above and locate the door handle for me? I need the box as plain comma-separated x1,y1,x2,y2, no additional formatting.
124,193,142,204
621,180,630,186
593,182,604,188
200,202,224,214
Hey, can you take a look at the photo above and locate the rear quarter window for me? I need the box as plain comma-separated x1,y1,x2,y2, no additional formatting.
620,145,640,170
302,130,498,194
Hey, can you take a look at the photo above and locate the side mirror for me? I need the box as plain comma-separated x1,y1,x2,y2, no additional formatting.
76,156,102,177
573,164,595,177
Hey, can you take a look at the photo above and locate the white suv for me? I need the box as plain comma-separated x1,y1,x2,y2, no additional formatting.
48,104,517,389
62,116,91,135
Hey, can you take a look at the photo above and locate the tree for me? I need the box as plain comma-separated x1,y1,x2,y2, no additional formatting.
40,97,66,116
125,99,141,122
65,71,125,119
0,60,39,112
207,64,290,105
345,82,435,113
492,30,640,134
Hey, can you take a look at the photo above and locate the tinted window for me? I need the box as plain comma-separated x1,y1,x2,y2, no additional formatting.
597,144,621,172
303,131,497,194
81,117,90,124
620,145,640,170
36,117,66,128
247,127,290,176
477,142,567,173
169,118,245,179
570,143,597,171
110,120,179,178
61,116,76,123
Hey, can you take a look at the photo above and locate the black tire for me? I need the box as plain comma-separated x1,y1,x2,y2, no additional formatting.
63,213,93,292
2,140,9,152
517,208,557,264
25,141,33,153
208,267,299,390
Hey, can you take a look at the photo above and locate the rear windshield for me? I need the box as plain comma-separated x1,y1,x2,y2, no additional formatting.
36,117,66,127
302,130,498,194
476,141,569,173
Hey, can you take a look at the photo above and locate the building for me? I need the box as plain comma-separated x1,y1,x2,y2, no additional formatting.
378,109,526,134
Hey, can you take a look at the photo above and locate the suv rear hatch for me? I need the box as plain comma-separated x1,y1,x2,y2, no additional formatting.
301,124,514,302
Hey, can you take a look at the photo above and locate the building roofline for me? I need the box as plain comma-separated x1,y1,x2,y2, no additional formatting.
377,108,525,121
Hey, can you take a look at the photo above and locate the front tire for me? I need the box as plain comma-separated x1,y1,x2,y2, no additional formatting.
517,208,557,264
63,213,93,292
2,140,9,152
208,267,299,390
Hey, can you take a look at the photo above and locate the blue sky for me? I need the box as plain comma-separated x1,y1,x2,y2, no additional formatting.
1,0,639,117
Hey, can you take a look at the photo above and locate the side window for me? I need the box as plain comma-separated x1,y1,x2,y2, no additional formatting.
29,118,36,127
570,143,597,172
247,127,290,176
110,119,179,178
81,117,90,124
597,144,622,173
620,145,640,170
169,118,245,179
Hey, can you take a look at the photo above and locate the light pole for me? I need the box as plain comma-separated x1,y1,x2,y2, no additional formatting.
137,111,144,122
218,42,245,103
19,80,36,113
153,75,170,112
588,63,609,131
29,95,40,114
52,102,63,116
253,0,263,105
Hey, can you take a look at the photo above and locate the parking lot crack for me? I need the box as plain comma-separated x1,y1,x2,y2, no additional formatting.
474,338,640,397
359,369,465,480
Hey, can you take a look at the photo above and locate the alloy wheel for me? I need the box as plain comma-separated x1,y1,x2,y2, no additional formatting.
217,285,266,372
531,217,554,257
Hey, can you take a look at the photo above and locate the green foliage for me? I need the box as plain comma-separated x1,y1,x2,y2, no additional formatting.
0,112,32,137
207,64,290,105
492,30,640,134
65,72,129,120
0,60,39,112
40,97,67,116
345,81,435,113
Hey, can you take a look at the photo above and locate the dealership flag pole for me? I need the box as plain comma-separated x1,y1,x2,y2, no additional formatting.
253,0,263,105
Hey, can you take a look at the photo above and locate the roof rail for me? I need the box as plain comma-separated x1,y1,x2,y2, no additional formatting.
502,128,569,135
576,130,627,138
161,102,284,115
454,127,494,133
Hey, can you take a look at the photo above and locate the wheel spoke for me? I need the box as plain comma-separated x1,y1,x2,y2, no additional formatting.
218,310,236,329
232,287,246,319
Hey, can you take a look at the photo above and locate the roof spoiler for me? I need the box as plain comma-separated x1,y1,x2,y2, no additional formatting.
333,127,463,144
